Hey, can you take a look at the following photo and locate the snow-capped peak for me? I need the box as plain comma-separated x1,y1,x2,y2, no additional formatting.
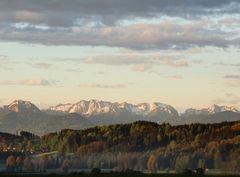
7,99,41,113
184,104,239,116
50,100,178,117
207,104,238,114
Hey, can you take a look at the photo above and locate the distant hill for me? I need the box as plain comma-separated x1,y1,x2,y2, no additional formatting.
0,100,93,135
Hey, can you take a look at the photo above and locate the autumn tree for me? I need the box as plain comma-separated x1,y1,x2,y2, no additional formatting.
174,155,190,172
6,155,16,172
214,150,222,169
16,156,24,171
147,154,157,172
57,145,66,157
38,155,48,172
24,157,34,172
62,159,71,173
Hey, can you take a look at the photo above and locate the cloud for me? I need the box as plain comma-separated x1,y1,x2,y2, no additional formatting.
84,55,147,65
225,81,240,87
65,68,84,72
0,1,239,50
215,62,240,67
161,59,189,67
79,83,126,89
168,75,183,79
0,55,12,64
15,11,43,23
65,54,189,71
147,70,184,80
224,93,240,105
0,78,57,86
223,74,240,87
192,59,204,64
132,64,153,72
33,62,52,69
219,16,240,26
83,55,187,67
0,55,16,70
213,93,240,108
0,17,239,50
0,0,239,27
96,71,104,75
224,75,240,79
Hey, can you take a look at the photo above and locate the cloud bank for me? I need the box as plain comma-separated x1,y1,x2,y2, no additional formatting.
0,0,239,26
0,0,239,50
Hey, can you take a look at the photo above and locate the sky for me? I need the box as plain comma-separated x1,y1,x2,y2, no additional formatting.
0,0,239,112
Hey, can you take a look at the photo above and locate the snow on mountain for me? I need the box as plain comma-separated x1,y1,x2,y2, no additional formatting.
67,100,121,115
4,100,238,119
51,103,73,112
6,100,41,113
207,104,238,114
183,104,239,116
50,100,178,117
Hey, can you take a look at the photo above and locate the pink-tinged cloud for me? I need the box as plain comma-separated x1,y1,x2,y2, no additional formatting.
161,59,189,67
82,55,188,69
15,11,43,23
133,64,153,72
0,19,239,50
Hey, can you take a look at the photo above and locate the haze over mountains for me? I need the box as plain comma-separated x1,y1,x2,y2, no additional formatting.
0,99,239,135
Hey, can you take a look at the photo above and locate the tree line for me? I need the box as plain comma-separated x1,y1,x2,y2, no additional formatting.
2,120,240,172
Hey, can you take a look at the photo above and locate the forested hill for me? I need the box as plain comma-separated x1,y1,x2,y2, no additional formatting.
1,120,240,154
40,121,240,171
41,120,240,153
1,121,240,172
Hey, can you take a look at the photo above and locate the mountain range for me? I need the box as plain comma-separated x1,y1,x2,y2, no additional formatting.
0,99,239,135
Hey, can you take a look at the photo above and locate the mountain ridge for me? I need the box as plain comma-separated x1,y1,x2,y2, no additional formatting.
49,99,179,118
0,99,239,135
1,99,239,115
4,99,41,113
183,104,239,116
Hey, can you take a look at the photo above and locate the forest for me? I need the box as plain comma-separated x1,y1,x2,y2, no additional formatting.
1,121,240,173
